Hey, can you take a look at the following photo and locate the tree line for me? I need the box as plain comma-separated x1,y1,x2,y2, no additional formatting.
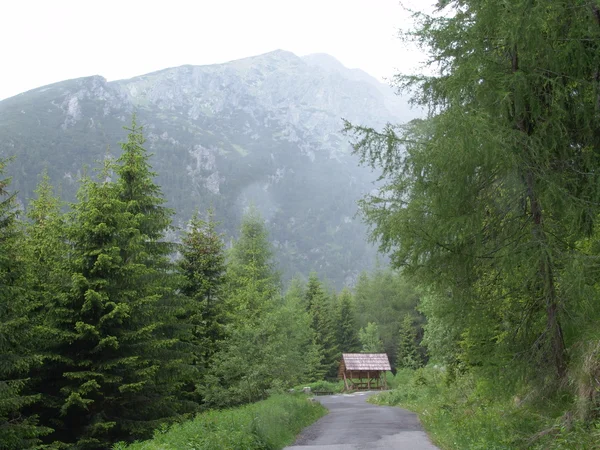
0,118,423,449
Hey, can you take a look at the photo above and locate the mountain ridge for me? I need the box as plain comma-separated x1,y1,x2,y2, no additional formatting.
0,50,411,286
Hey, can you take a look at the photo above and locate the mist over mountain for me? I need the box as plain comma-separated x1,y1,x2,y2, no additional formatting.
0,49,413,286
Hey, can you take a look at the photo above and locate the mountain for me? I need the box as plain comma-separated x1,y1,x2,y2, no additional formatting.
0,50,413,287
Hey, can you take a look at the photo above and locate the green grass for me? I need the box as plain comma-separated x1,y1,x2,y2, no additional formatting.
113,394,326,450
370,368,600,450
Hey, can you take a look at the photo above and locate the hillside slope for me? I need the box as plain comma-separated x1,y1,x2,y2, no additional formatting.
0,50,413,286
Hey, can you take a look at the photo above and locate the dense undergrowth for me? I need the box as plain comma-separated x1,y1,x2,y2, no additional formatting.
114,394,326,450
371,368,600,450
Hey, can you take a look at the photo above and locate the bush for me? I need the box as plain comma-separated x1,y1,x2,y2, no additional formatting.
114,394,326,450
384,370,401,390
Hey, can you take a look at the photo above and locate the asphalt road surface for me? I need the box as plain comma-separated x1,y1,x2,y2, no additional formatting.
285,391,440,450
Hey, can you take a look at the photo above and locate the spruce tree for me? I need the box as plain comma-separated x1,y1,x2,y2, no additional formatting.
261,288,321,388
115,118,193,421
284,276,307,307
21,170,70,444
284,278,321,382
177,210,227,401
203,288,320,407
0,158,49,449
226,206,279,320
396,315,422,370
23,170,68,315
305,273,339,379
202,210,283,406
335,288,361,353
39,120,188,448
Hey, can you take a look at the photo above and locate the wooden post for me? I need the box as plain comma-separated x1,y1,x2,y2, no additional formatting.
367,371,371,390
343,371,349,391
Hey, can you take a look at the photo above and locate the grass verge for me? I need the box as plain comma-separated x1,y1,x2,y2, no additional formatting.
370,368,600,450
114,393,327,450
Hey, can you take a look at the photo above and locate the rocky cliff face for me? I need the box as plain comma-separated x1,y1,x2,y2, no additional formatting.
0,50,413,287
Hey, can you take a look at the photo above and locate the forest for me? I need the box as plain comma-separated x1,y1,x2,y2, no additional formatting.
0,120,423,449
4,0,600,448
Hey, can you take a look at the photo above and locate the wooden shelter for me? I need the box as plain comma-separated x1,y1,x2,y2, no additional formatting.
338,353,391,391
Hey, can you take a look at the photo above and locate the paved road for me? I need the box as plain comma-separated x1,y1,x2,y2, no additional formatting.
285,391,439,450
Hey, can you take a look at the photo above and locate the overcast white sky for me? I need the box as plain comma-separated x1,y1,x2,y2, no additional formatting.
0,0,429,100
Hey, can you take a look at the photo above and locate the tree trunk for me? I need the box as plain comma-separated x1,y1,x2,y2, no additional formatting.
513,46,567,379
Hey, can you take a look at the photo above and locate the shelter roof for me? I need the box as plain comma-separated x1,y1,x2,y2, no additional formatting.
342,353,391,371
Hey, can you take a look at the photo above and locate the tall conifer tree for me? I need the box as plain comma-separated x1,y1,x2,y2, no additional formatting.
202,210,283,406
305,273,339,379
38,120,188,448
226,206,279,319
335,288,361,353
177,210,227,401
24,170,69,315
0,159,48,449
396,314,422,370
114,118,193,422
22,170,70,445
